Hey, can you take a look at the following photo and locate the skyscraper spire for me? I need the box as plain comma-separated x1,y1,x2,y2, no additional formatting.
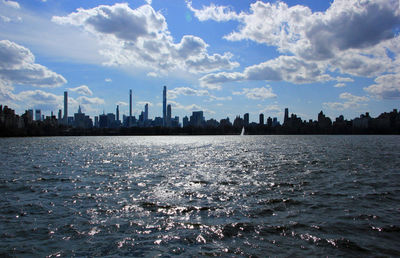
129,89,132,117
63,91,68,125
163,86,167,127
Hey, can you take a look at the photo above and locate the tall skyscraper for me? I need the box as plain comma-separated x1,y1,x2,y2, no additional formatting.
284,108,289,124
144,103,148,121
167,104,171,127
129,90,132,117
35,109,41,121
116,105,120,122
244,113,249,126
259,113,264,125
163,86,167,126
64,91,68,125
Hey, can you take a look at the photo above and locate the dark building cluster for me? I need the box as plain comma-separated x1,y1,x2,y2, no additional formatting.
1,86,400,136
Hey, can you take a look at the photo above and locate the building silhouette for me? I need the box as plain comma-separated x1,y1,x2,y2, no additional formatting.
163,85,167,127
63,91,68,125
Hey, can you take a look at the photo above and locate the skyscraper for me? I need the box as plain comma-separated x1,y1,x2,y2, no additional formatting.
163,86,167,126
259,113,264,125
116,105,120,122
35,109,41,121
167,104,171,127
63,91,68,125
284,108,289,125
244,113,249,126
129,90,132,117
144,103,148,121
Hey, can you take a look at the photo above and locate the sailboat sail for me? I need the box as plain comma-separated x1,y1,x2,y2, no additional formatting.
240,127,245,136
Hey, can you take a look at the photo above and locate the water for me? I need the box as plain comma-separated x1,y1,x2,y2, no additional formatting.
0,135,399,257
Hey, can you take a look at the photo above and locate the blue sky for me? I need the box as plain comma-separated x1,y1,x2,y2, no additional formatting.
0,0,399,123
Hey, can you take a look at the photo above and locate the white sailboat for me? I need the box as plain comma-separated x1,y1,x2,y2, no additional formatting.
240,126,245,136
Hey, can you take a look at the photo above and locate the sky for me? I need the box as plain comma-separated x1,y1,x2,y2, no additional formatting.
0,0,400,123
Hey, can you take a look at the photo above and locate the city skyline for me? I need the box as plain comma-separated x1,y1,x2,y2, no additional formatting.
1,0,400,123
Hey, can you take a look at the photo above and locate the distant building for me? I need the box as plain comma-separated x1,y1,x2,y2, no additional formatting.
73,106,92,129
259,113,264,125
244,113,249,126
64,91,68,125
144,103,149,121
183,116,189,127
35,109,41,121
284,108,289,125
163,86,167,126
272,117,279,127
267,116,272,127
167,104,171,127
190,111,204,127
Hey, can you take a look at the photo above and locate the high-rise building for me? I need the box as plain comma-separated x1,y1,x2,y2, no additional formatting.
244,113,249,126
183,116,189,127
259,113,264,125
144,103,148,121
129,90,132,117
64,91,68,125
116,105,120,122
163,86,167,126
35,109,41,121
267,116,273,127
58,109,62,121
167,104,171,127
284,108,289,124
190,111,204,127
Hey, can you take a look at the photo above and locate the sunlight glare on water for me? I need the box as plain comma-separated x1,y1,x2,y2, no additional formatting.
0,135,399,256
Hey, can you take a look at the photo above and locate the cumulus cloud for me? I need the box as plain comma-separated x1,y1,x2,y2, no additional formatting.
2,0,20,9
16,89,64,111
68,85,93,96
190,0,400,86
201,55,333,86
168,100,215,114
259,104,281,115
323,92,369,111
364,73,400,99
168,87,209,99
0,40,67,87
334,83,346,88
116,101,128,106
233,86,276,100
105,78,112,82
186,1,240,22
52,3,238,74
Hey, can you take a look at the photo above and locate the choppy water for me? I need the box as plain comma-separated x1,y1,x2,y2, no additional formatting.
0,135,399,257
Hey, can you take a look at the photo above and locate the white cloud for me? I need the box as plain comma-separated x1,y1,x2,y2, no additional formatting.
259,104,281,115
146,72,159,77
0,40,67,87
200,55,333,86
323,92,369,111
233,86,276,100
334,83,346,88
335,77,354,82
16,89,64,111
0,15,11,23
364,73,400,99
186,1,240,22
191,0,400,86
52,3,238,74
68,85,93,96
168,100,215,114
168,87,209,99
105,78,112,82
2,0,20,9
137,101,153,107
116,101,128,106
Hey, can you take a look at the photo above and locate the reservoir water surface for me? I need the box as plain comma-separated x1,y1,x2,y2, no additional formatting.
0,135,399,256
